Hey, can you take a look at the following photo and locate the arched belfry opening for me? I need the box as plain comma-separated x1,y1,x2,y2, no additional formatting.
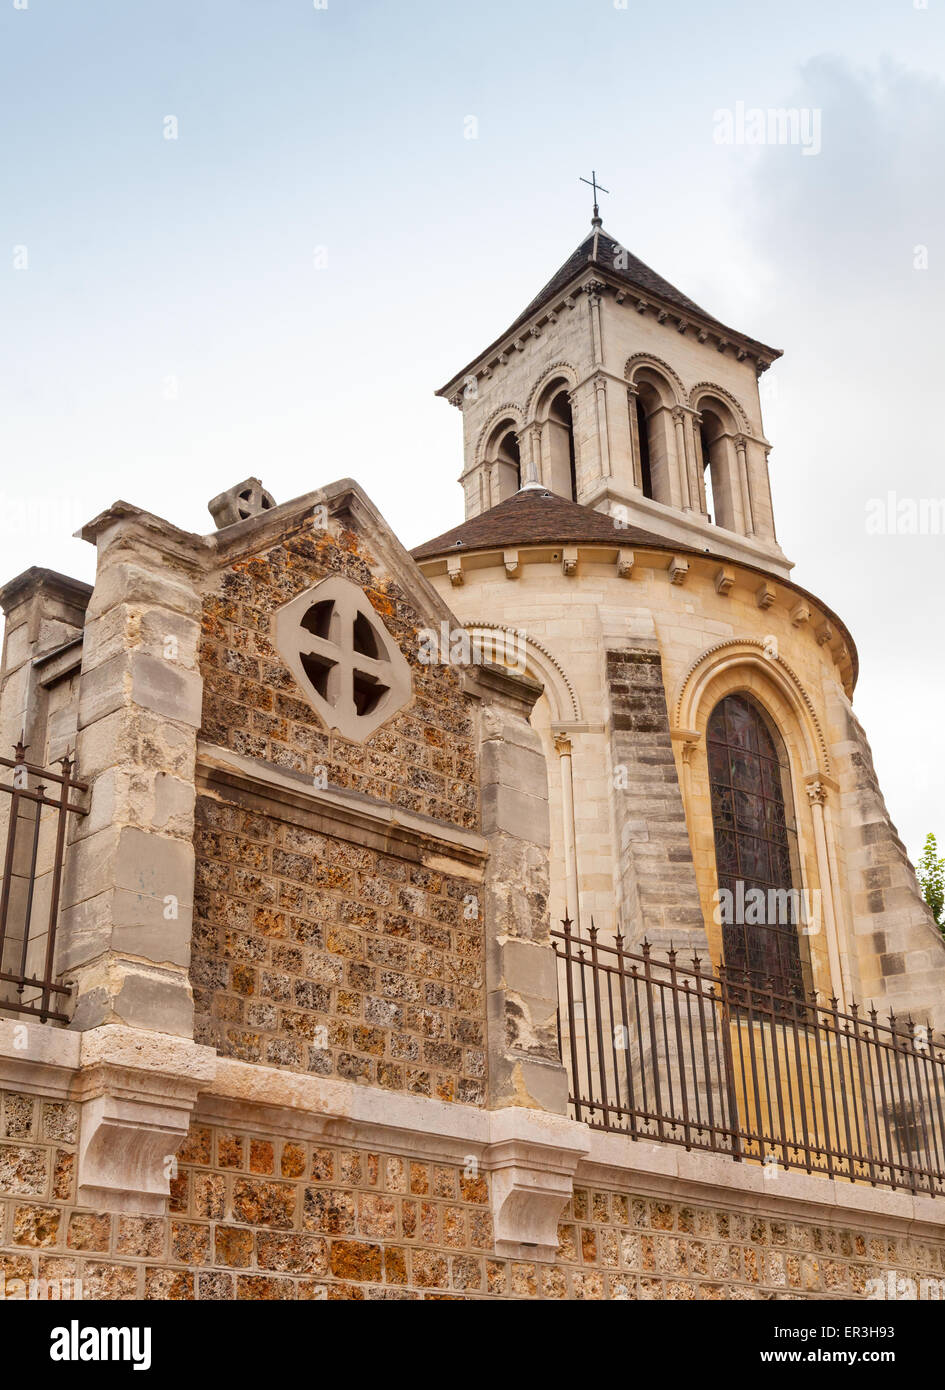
548,390,577,501
635,395,653,499
484,421,522,503
631,371,676,506
534,378,577,501
698,404,738,530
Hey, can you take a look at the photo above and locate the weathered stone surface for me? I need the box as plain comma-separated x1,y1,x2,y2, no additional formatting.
606,645,709,952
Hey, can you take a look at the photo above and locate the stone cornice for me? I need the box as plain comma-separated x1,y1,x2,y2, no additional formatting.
196,740,488,871
436,271,780,403
581,1130,945,1241
7,1022,945,1244
418,547,857,693
0,567,93,617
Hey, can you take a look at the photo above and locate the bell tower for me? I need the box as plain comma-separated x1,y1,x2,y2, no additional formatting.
436,205,791,578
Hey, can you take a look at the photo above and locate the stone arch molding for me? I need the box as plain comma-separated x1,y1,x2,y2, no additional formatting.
524,361,579,419
476,404,525,463
273,575,412,741
624,353,686,401
462,622,581,721
673,638,831,777
688,381,750,431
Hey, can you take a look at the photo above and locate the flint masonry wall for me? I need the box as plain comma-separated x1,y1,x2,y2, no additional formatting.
4,1092,945,1300
191,794,486,1104
193,509,487,1100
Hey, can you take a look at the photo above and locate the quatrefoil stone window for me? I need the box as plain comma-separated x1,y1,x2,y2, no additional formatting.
272,576,412,741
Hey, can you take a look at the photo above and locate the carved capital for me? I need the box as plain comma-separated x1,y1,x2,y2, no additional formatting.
553,732,572,758
806,780,828,807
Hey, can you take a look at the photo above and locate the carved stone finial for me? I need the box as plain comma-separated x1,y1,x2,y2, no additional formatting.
208,477,275,529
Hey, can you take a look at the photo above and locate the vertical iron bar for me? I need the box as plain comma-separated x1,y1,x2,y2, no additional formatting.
810,993,836,1180
0,784,22,965
641,942,665,1142
667,947,691,1149
717,965,743,1161
39,756,73,1023
588,922,610,1127
16,784,45,991
614,932,637,1136
561,920,583,1123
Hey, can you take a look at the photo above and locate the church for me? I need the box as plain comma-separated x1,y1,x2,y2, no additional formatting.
1,207,944,1302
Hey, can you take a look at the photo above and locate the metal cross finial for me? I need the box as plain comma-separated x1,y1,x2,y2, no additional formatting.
579,169,609,223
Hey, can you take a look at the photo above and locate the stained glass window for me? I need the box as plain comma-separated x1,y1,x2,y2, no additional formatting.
707,693,811,1001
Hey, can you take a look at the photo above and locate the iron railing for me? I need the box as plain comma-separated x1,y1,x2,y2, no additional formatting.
552,918,945,1197
0,741,86,1023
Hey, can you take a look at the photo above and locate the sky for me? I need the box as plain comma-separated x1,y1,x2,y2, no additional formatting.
1,0,942,862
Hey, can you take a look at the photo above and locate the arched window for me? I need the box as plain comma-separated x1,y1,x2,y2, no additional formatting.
700,424,716,523
632,374,675,505
485,424,521,503
698,406,737,530
635,396,653,499
534,377,577,501
547,390,577,501
707,693,811,1000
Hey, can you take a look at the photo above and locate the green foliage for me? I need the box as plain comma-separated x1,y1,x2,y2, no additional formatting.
917,833,945,930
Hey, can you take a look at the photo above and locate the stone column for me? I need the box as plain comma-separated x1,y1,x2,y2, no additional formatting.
473,663,568,1115
734,434,755,536
806,779,847,1009
553,732,579,929
584,282,612,482
689,411,708,515
522,424,542,487
58,505,206,1037
593,373,611,479
672,407,693,510
626,383,642,491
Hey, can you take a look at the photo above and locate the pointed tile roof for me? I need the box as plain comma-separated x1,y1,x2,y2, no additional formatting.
437,223,781,397
410,487,691,561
